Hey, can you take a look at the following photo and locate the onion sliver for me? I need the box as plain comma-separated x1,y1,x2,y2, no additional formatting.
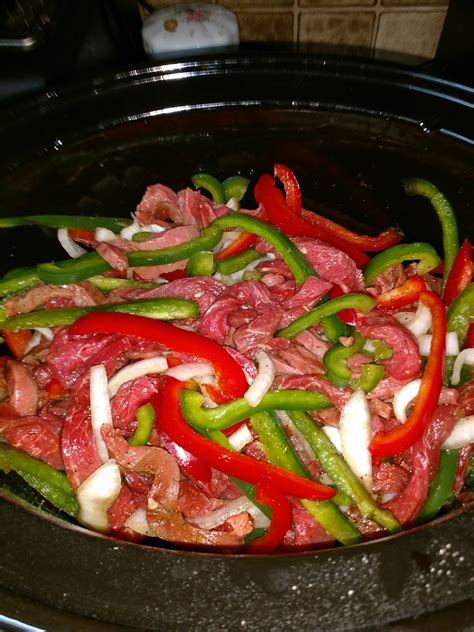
322,426,342,453
339,388,373,492
90,364,113,463
189,496,267,530
244,351,275,407
442,416,474,449
57,228,87,258
95,227,116,242
418,332,459,357
405,301,432,337
124,508,154,536
77,459,121,532
108,356,168,397
393,379,422,423
227,424,253,452
23,327,53,354
165,361,213,382
451,348,474,386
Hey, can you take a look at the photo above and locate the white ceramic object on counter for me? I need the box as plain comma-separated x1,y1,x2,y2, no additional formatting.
142,3,239,58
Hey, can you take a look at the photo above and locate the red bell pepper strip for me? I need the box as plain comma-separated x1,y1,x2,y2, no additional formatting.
274,163,302,216
254,174,370,266
45,377,66,401
245,475,293,553
68,228,98,248
300,209,402,252
370,290,446,457
152,377,336,501
443,239,473,306
1,329,32,358
159,269,187,282
328,285,357,325
215,232,257,261
376,275,426,311
466,323,474,349
69,312,248,402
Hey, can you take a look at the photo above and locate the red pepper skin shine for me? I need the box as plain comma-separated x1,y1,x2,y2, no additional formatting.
370,291,446,457
69,312,248,402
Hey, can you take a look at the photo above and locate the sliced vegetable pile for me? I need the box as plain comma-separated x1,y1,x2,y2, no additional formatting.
0,166,473,553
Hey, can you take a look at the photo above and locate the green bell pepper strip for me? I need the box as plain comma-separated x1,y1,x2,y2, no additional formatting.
416,448,459,524
287,411,400,533
277,293,375,339
127,225,223,268
211,213,316,287
186,251,215,277
444,283,474,385
446,282,474,346
88,276,158,291
180,389,332,432
215,247,262,276
320,315,348,344
1,298,199,331
35,226,224,285
367,340,393,361
403,178,459,289
323,330,366,387
191,173,225,204
37,251,110,284
128,403,156,446
350,364,385,394
222,176,250,203
0,269,41,299
0,214,131,232
242,270,263,282
0,443,79,517
251,412,361,545
364,242,441,287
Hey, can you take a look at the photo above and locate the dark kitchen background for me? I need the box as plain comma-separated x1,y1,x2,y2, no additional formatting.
0,0,472,102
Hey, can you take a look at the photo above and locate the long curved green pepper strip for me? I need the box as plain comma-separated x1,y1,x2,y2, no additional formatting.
277,293,375,339
416,448,459,524
287,411,400,533
0,215,132,232
0,443,78,517
251,412,361,545
403,178,459,290
212,213,316,286
180,389,332,432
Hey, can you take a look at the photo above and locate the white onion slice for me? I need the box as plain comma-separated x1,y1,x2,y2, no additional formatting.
418,332,459,357
227,424,253,452
77,459,122,532
442,416,474,449
57,228,87,258
165,361,213,381
339,388,373,492
322,426,342,453
108,356,168,397
23,327,54,354
244,351,275,407
393,379,422,423
90,364,113,463
404,301,432,337
124,507,154,536
95,227,116,242
189,496,267,530
226,197,240,211
451,348,474,386
394,311,416,327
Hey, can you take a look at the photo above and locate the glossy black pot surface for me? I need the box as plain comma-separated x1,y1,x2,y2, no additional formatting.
0,53,473,631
